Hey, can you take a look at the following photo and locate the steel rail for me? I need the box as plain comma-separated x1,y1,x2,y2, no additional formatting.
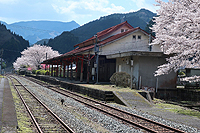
64,88,186,133
24,76,186,133
9,76,75,133
9,76,43,133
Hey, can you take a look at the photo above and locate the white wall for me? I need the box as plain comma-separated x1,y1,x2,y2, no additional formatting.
100,30,161,56
116,55,177,89
116,56,139,87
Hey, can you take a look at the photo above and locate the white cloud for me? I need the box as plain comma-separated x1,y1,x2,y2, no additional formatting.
131,0,158,13
0,0,18,4
132,0,145,8
52,0,125,15
50,0,126,25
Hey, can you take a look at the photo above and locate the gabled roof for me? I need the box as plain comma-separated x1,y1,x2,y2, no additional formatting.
73,21,133,48
42,21,155,64
62,26,154,56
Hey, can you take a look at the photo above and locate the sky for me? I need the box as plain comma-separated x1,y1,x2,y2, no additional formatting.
0,0,168,26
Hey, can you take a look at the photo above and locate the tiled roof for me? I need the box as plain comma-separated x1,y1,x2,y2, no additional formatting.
62,45,94,56
74,21,133,48
99,27,156,46
63,27,153,56
43,22,155,62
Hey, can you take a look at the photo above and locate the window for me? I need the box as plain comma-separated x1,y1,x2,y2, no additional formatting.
125,29,128,32
138,35,141,39
133,35,136,39
121,29,124,32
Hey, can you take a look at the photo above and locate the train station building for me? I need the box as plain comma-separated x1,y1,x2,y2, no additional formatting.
42,21,177,90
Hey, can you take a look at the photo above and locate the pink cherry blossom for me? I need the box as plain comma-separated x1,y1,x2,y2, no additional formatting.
152,0,200,81
13,44,60,70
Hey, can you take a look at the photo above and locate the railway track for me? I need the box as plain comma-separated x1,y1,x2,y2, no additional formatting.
9,76,75,133
22,75,186,133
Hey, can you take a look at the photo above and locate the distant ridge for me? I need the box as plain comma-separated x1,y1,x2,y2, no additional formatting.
2,20,80,44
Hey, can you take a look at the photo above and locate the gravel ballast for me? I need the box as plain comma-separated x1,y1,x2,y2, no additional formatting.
17,76,199,133
17,77,142,133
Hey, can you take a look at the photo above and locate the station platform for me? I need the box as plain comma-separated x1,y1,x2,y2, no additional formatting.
0,77,18,132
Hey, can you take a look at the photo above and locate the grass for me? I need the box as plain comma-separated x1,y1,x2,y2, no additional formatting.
81,84,200,119
9,79,34,133
180,100,200,105
154,98,200,119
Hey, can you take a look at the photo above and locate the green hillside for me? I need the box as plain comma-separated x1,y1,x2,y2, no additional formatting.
47,31,79,54
46,9,156,54
71,9,156,42
0,23,29,67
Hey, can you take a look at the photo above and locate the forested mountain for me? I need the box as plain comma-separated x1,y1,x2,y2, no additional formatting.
3,20,80,44
71,8,156,42
0,23,29,66
47,31,79,54
47,8,156,54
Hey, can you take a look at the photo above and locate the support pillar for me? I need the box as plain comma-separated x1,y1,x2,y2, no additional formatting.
87,61,90,83
63,63,66,78
80,59,83,82
60,62,62,77
70,62,73,80
67,64,69,78
75,58,78,80
56,64,58,77
48,64,50,75
51,64,53,76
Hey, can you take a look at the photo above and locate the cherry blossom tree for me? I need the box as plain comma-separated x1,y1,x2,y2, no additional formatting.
13,44,60,70
152,0,200,81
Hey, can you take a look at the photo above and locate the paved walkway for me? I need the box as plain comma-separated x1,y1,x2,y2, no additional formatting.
0,78,18,132
115,91,200,130
114,91,152,108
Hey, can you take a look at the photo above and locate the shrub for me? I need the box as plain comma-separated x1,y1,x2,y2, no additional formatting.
178,71,185,76
32,70,36,74
36,69,49,75
110,72,131,87
40,70,46,75
19,70,26,75
45,70,49,75
36,70,41,75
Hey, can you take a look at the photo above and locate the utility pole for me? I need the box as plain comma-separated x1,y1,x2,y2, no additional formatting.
149,29,152,51
1,49,3,75
94,35,99,84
